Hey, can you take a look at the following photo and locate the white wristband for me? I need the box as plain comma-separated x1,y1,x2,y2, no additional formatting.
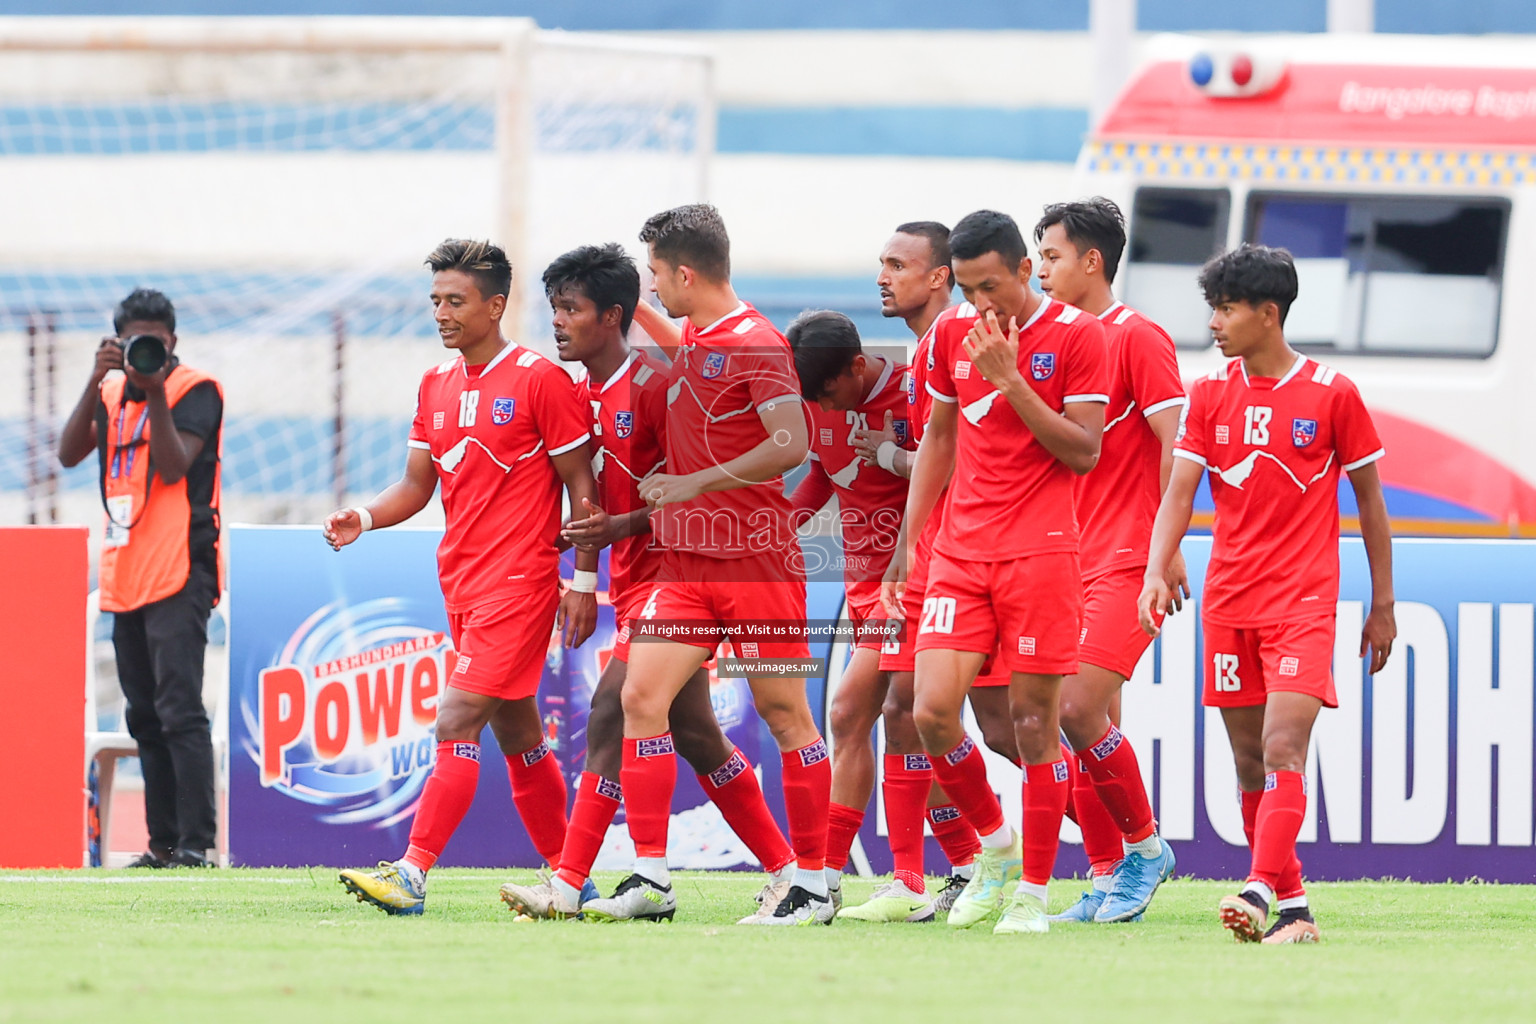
568,569,599,594
353,506,373,532
876,441,900,473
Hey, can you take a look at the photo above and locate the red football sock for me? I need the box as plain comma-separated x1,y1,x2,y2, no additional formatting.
620,733,677,860
403,740,482,872
555,772,621,890
929,736,1006,838
1060,741,1080,827
825,802,865,873
697,747,794,875
1071,751,1124,875
927,804,980,869
505,740,568,868
1248,771,1307,890
1021,759,1071,886
1077,724,1157,845
1241,785,1303,895
780,738,832,870
883,753,932,894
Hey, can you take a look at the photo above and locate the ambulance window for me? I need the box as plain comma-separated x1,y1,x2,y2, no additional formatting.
1247,193,1506,358
1123,188,1230,348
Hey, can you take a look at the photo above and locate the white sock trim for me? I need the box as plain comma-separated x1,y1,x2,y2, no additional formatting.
1241,881,1275,907
978,825,1014,850
635,856,671,888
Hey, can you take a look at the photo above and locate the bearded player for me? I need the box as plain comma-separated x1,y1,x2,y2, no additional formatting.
905,210,1108,935
499,242,796,919
594,204,834,926
1032,198,1182,924
329,239,599,916
1141,244,1394,944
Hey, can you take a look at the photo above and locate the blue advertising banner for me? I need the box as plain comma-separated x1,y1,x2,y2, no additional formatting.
836,537,1536,884
227,524,845,869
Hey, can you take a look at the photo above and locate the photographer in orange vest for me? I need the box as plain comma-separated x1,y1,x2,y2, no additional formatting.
59,288,224,868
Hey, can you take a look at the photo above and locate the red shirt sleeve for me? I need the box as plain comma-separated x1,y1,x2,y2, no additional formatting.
1332,377,1385,470
1175,377,1210,465
409,376,429,445
926,319,957,401
1128,320,1186,417
1062,316,1109,404
641,374,668,475
531,363,591,456
737,344,803,411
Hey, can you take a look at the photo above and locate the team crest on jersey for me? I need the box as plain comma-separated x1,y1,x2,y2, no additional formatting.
1031,352,1056,380
615,410,634,438
491,397,515,424
893,418,909,444
702,352,727,378
1292,418,1318,447
905,372,916,404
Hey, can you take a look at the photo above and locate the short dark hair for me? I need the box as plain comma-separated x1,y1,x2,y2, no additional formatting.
638,203,731,281
895,220,953,291
542,243,641,334
425,238,512,299
786,309,862,401
1198,244,1299,325
113,288,175,335
949,210,1027,272
1034,197,1127,284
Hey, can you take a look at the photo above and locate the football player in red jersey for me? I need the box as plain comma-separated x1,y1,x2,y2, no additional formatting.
786,310,934,919
597,204,834,926
1140,244,1396,944
905,210,1109,934
1032,199,1183,924
500,243,795,920
326,239,600,916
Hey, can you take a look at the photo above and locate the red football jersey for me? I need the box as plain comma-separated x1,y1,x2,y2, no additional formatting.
926,297,1109,562
806,355,911,584
1074,303,1186,579
1175,355,1384,627
408,344,591,612
580,349,670,606
908,303,977,552
654,302,806,560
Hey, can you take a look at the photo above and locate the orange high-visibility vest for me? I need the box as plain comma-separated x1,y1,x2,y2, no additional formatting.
98,366,223,613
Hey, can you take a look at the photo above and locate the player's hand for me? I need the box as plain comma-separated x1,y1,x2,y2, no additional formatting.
853,409,898,466
1361,600,1396,675
1138,575,1174,638
93,337,125,382
562,498,623,548
963,310,1023,388
881,551,908,620
557,589,598,649
637,471,702,508
322,508,363,551
1163,549,1191,613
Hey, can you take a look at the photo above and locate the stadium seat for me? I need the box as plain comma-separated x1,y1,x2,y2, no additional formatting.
85,590,229,868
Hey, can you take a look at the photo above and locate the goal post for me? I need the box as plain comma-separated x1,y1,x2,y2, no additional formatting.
0,16,714,528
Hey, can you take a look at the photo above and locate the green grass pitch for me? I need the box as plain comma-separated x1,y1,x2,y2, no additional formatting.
2,870,1533,1023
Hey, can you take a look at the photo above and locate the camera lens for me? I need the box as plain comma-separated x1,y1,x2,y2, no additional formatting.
123,334,167,375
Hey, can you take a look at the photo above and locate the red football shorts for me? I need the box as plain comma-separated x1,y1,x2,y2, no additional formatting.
1079,566,1158,679
846,581,895,653
916,550,1082,676
446,583,560,701
633,549,810,660
609,583,654,665
884,540,1009,685
1202,614,1338,709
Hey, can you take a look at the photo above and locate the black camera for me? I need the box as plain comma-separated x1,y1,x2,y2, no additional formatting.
121,334,167,375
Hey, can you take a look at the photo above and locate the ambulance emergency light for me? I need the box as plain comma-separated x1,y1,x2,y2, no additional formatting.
1189,48,1286,98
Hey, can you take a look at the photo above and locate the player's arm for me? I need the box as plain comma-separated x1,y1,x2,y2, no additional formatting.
1348,460,1395,674
965,310,1102,474
323,446,438,549
638,397,808,506
903,399,956,571
1137,455,1202,637
59,338,124,467
632,300,683,359
561,500,653,547
552,442,601,649
1146,402,1192,607
789,456,835,525
852,410,913,477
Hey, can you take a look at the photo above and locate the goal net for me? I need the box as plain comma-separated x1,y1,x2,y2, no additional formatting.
0,16,713,529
